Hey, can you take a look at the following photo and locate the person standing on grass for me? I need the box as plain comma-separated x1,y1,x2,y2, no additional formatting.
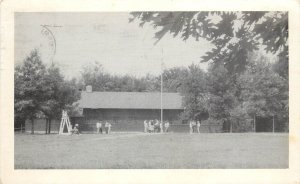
105,121,109,134
96,121,102,134
189,121,193,134
154,119,160,133
108,122,112,134
196,121,201,133
160,121,163,133
144,120,148,133
164,121,170,133
192,120,197,133
148,120,154,133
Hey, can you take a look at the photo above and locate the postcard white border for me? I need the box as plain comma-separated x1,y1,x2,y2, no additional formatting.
1,0,300,183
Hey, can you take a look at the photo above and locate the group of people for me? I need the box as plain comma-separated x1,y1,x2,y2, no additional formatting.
144,119,170,133
96,121,112,134
189,120,201,133
71,119,201,135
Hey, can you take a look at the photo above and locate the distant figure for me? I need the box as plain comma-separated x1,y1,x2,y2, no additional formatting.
154,119,160,133
108,122,112,134
105,122,110,134
192,120,197,133
196,121,201,133
144,120,148,133
96,121,102,134
189,120,196,133
148,120,154,133
160,121,163,133
164,121,170,133
73,124,80,135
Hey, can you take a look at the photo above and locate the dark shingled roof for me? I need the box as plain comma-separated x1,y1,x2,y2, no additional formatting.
78,91,183,109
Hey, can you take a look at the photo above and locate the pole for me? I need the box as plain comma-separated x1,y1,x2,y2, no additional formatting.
160,48,163,125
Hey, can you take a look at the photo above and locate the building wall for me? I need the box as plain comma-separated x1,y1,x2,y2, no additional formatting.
80,108,183,132
24,109,224,133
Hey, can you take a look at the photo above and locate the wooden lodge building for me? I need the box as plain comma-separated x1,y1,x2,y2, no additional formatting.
75,88,184,132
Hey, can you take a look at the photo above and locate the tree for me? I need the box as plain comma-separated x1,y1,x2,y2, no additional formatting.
238,58,288,132
179,64,208,121
41,64,80,134
206,64,237,132
130,11,288,75
141,74,160,92
14,49,49,134
80,62,110,91
80,62,159,92
162,67,189,92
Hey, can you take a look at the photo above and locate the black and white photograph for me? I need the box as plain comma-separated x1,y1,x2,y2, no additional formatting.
12,11,290,170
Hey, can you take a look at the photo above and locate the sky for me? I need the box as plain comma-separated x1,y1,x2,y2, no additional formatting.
15,12,213,79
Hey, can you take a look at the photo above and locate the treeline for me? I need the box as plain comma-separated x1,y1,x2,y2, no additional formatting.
79,52,288,132
78,61,189,92
15,49,288,133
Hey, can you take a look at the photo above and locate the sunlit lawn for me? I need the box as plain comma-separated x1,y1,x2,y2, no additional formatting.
14,132,288,169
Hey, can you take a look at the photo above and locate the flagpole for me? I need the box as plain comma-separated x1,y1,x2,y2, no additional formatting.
161,48,163,125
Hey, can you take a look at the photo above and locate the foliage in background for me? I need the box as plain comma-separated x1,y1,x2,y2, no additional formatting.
15,50,49,134
179,64,208,121
79,62,188,93
15,50,80,134
206,64,237,130
130,11,288,75
41,64,80,133
130,11,288,132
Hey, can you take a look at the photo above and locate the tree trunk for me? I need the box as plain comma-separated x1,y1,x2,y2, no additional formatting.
31,118,34,134
253,115,256,132
45,119,48,134
48,119,51,134
272,115,275,133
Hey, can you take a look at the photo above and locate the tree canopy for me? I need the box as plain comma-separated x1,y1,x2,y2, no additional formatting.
15,50,80,134
179,64,208,121
130,11,288,74
15,50,49,121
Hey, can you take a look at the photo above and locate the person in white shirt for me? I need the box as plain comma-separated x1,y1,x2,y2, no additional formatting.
148,120,154,133
144,120,148,133
196,121,201,133
154,119,160,133
108,122,112,134
104,122,110,134
73,124,80,135
189,121,193,134
159,121,163,133
164,121,170,133
193,120,197,133
96,121,102,134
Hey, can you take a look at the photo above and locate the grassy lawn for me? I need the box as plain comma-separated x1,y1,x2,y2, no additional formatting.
14,132,288,169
